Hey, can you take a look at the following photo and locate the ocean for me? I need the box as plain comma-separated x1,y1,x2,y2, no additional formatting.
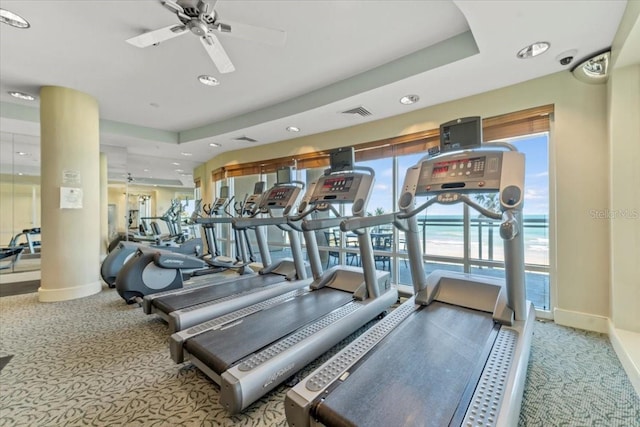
410,214,549,266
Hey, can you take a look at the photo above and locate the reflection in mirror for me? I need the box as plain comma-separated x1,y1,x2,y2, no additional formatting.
0,131,41,274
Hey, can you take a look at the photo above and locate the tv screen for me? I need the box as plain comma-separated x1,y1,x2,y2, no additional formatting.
329,147,355,172
276,167,292,184
253,181,265,195
439,117,482,153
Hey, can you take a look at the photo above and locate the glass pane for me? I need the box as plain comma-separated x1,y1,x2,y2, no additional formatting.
469,196,504,263
513,133,550,267
358,157,393,216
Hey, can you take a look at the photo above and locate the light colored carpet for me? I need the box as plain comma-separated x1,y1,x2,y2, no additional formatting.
0,287,638,426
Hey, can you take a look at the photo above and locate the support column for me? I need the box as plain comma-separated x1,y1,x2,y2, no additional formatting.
100,153,108,260
39,86,102,302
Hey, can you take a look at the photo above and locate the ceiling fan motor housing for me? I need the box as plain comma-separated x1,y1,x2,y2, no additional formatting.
187,20,208,36
178,0,217,23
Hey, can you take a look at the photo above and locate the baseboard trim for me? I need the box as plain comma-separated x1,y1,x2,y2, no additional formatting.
38,280,102,302
608,322,640,397
0,270,41,284
553,308,609,333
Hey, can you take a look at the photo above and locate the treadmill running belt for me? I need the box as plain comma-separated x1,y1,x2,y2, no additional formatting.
314,302,496,427
184,288,353,375
152,274,286,313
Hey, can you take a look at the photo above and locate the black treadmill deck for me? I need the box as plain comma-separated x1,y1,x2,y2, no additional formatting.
313,302,497,427
152,273,286,313
184,287,354,375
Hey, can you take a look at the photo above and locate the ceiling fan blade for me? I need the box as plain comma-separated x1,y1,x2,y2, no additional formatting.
162,0,191,21
161,0,184,15
126,24,188,48
215,20,286,46
200,34,235,74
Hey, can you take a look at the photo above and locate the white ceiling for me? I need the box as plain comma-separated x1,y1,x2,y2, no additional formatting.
0,0,630,188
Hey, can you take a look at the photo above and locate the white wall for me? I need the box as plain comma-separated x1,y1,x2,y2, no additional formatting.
608,63,640,333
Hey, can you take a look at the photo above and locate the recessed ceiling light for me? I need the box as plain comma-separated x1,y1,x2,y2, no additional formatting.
209,142,221,147
175,169,184,173
0,8,30,28
198,75,220,86
286,126,300,132
399,95,420,105
16,151,28,156
517,42,550,59
17,172,23,176
171,162,180,166
143,168,150,172
9,91,36,101
180,152,192,156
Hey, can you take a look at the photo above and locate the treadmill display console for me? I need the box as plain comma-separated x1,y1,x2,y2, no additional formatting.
262,187,296,208
414,153,503,196
310,174,365,204
211,198,227,211
321,176,354,193
429,156,486,180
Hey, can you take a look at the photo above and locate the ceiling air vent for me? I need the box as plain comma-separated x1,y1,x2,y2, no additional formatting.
234,136,258,143
341,106,372,117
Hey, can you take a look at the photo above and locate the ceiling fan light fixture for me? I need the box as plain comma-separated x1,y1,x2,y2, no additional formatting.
198,75,220,86
0,8,30,28
571,50,610,84
516,42,550,59
399,95,420,105
286,126,300,132
9,91,36,101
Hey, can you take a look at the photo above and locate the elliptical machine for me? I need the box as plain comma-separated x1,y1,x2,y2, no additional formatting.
101,199,207,288
114,184,264,304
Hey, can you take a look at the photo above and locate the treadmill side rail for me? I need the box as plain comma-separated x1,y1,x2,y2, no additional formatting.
168,279,312,333
219,288,398,414
466,301,535,427
170,287,310,364
285,298,418,427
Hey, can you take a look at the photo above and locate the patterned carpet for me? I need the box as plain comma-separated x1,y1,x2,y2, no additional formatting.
0,287,638,426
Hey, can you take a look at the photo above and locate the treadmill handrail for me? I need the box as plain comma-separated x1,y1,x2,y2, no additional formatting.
398,194,502,220
340,212,405,233
301,216,344,232
323,164,375,178
233,215,289,229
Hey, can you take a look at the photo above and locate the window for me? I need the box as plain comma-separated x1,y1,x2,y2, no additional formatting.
394,134,550,310
208,106,553,311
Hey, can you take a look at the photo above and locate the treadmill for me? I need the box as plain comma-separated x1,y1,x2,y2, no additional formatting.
169,147,399,414
141,172,312,332
285,143,535,427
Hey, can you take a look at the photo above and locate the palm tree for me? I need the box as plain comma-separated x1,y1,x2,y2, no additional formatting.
474,193,500,214
473,193,500,263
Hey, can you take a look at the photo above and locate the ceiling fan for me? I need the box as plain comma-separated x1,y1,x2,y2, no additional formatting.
126,0,286,74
